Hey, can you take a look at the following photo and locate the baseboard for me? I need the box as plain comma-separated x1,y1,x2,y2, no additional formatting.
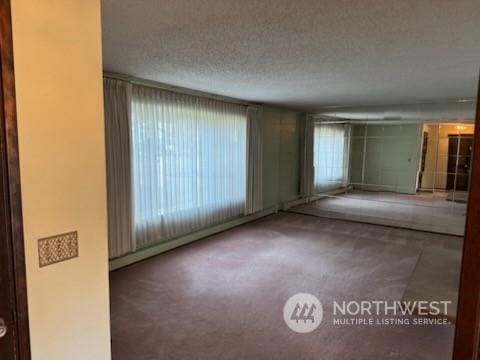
109,205,278,271
282,186,351,210
281,196,308,210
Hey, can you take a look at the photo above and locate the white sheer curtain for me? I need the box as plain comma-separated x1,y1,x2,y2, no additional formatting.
131,85,247,248
245,106,263,214
313,123,350,192
104,78,135,258
300,114,315,197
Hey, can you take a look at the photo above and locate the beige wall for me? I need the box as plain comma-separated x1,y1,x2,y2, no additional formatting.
11,1,111,359
421,123,475,190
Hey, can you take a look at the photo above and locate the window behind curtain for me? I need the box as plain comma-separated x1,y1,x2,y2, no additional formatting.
313,123,350,192
131,85,247,248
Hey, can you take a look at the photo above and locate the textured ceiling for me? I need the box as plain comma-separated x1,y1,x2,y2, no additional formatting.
315,101,476,121
102,0,480,110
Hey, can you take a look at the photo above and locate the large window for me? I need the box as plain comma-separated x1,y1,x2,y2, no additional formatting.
131,85,247,248
313,123,350,192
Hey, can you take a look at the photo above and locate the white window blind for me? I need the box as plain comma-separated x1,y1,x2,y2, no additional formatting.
313,123,350,192
131,85,247,248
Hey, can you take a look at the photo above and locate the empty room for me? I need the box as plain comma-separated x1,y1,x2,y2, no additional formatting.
1,1,480,360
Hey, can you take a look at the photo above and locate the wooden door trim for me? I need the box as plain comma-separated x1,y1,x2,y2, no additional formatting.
453,74,480,359
0,0,30,358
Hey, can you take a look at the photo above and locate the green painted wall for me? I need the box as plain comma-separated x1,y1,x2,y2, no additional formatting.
261,106,302,208
349,124,422,194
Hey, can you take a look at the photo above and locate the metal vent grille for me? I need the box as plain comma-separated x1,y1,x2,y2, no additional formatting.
38,231,78,267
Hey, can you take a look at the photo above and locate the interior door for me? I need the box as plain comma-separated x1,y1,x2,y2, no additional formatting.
456,135,474,191
0,1,29,358
447,134,474,191
0,154,17,359
0,41,18,357
0,32,19,359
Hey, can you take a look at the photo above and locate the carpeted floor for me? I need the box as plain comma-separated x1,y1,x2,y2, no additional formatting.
289,191,466,235
110,213,457,360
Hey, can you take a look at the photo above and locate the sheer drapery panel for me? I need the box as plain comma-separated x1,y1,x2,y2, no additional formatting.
300,114,315,197
313,123,350,192
104,78,135,258
131,85,247,248
245,106,263,214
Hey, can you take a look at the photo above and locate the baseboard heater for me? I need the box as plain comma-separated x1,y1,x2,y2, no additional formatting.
109,205,278,271
282,186,352,210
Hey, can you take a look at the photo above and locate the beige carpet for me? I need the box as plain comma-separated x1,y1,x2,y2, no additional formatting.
290,191,466,236
110,213,458,360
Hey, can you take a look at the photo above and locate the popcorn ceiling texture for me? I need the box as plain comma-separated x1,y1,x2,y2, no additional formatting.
102,0,480,110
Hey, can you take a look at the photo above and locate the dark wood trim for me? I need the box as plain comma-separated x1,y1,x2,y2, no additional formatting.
0,0,30,359
453,73,480,360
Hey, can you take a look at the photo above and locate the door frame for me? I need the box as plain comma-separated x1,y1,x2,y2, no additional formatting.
453,74,480,359
0,0,30,358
